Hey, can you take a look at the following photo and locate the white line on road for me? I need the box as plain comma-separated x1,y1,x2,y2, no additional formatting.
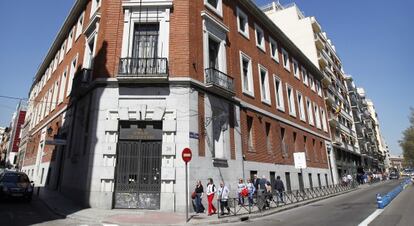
358,209,384,226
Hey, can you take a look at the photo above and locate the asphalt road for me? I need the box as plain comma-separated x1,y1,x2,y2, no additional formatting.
370,181,414,226
222,179,403,226
0,196,86,226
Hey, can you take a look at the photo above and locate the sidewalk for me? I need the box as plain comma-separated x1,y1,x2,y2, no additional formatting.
36,184,367,226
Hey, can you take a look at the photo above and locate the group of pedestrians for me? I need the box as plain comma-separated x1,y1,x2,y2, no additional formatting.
192,175,285,216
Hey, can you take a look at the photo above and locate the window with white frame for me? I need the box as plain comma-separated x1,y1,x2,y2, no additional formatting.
51,81,59,110
205,0,223,16
254,24,265,51
59,40,66,63
274,76,285,111
302,66,309,86
46,89,52,114
247,116,254,152
297,92,306,121
66,56,78,97
306,98,314,125
237,7,249,39
282,48,290,71
258,65,271,104
316,81,322,96
269,37,279,63
292,58,300,79
314,103,322,129
75,12,84,40
90,0,101,17
203,15,228,78
240,52,254,96
320,107,328,132
66,29,74,53
58,68,67,104
52,53,59,72
309,74,316,91
286,85,296,116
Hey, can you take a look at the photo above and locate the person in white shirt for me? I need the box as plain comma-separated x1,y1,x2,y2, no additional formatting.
237,178,247,206
217,181,231,215
206,178,217,215
246,178,256,206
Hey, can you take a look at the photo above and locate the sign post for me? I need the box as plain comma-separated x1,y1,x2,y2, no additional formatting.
294,152,307,191
182,148,192,222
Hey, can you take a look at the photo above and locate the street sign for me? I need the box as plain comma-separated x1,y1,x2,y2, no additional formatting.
45,139,67,146
294,152,307,169
182,148,192,163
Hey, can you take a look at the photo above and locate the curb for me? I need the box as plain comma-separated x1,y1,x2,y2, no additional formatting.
188,187,359,225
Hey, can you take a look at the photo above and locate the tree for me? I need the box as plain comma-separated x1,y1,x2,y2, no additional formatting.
400,108,414,167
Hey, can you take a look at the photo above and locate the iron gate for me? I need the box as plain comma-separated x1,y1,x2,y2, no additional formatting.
114,121,162,209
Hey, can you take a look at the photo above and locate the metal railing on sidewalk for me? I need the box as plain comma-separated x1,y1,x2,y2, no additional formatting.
217,183,357,218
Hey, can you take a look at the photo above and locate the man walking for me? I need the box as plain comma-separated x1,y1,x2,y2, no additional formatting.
274,176,285,203
217,181,231,215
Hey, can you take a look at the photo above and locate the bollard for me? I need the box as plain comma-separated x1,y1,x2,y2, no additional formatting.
376,194,384,209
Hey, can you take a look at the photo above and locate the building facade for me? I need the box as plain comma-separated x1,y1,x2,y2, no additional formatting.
22,0,332,212
263,1,360,183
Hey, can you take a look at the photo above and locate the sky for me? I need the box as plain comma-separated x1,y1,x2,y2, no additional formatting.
0,1,412,156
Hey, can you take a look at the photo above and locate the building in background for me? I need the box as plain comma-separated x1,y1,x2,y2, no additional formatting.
389,155,403,171
263,1,360,183
22,0,333,212
4,102,27,168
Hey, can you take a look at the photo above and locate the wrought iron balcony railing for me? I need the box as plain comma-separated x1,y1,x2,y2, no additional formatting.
205,68,235,95
118,57,168,77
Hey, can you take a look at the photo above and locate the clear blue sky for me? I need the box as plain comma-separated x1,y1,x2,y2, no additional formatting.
0,1,412,156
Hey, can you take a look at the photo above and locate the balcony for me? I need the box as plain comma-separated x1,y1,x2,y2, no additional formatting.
204,68,235,97
117,58,169,82
318,51,328,68
314,33,324,50
321,71,332,88
70,68,93,97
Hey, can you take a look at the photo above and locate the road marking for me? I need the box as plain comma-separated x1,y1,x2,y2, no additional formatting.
358,209,384,226
102,224,119,226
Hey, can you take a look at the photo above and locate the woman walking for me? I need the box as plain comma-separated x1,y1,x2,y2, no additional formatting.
237,178,247,206
246,178,256,206
206,178,217,215
194,180,205,213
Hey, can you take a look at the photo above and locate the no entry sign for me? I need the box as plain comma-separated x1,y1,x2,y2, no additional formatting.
182,148,192,163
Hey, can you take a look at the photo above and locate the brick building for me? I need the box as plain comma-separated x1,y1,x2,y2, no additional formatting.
22,0,332,212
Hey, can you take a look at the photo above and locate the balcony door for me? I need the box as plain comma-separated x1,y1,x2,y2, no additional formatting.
132,24,159,59
208,37,219,70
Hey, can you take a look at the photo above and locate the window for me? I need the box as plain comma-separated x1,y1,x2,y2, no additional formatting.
285,172,291,192
51,81,59,110
316,81,322,97
66,57,78,97
304,135,308,158
286,85,296,116
302,67,308,86
247,116,254,152
282,48,290,71
320,107,328,132
58,68,67,104
132,24,160,60
269,37,279,63
274,76,285,111
205,0,222,16
297,92,306,121
67,29,74,52
281,127,288,158
58,40,66,64
52,53,59,72
265,122,272,153
84,35,97,69
309,74,316,92
313,139,317,161
306,98,314,125
240,52,254,96
75,12,84,40
90,0,101,17
308,173,313,189
237,7,249,39
259,65,271,104
314,103,322,129
254,23,265,51
292,58,300,79
203,18,227,78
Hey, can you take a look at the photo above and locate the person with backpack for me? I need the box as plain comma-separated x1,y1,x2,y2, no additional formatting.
206,178,217,215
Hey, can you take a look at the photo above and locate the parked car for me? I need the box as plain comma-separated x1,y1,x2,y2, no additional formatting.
0,171,34,202
389,171,399,180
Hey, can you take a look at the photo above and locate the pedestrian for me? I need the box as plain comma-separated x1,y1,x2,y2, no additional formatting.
246,178,255,206
206,178,217,216
194,180,205,213
347,174,352,185
342,175,347,186
258,175,267,192
274,176,285,203
237,178,247,206
253,174,260,192
264,179,272,208
218,181,231,215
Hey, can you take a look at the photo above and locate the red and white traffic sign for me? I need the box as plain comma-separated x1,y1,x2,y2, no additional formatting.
182,148,192,163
